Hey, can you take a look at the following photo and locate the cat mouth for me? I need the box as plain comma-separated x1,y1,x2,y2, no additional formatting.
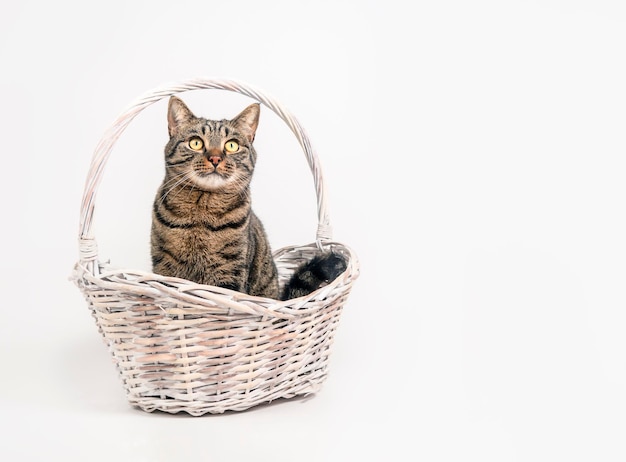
194,166,225,179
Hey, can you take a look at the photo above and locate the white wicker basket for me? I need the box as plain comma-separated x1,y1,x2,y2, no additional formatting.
72,78,360,415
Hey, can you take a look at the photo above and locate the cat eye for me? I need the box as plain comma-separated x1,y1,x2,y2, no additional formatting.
189,137,204,151
224,140,239,153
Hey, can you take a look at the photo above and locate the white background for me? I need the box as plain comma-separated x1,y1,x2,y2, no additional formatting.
1,0,625,460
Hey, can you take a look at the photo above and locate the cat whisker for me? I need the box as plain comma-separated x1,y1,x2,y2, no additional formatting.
157,172,195,207
160,170,190,190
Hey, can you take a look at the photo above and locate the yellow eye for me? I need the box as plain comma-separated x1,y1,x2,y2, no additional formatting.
189,137,204,151
224,140,239,153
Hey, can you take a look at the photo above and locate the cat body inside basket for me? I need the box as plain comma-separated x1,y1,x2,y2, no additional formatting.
151,97,344,300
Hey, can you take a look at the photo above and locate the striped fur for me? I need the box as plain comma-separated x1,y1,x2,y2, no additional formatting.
151,97,347,300
151,97,278,297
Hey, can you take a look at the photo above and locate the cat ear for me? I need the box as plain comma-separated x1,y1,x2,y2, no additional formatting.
167,96,195,136
232,103,260,143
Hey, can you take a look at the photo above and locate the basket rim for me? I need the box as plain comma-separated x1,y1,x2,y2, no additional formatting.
73,241,360,318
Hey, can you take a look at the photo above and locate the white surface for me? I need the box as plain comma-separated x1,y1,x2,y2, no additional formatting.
1,1,626,460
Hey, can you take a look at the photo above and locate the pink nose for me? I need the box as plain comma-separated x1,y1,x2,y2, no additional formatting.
206,148,223,166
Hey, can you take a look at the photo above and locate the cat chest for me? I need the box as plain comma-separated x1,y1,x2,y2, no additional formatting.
173,224,245,247
165,225,249,263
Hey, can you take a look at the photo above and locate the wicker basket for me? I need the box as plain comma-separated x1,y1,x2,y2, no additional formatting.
72,78,359,415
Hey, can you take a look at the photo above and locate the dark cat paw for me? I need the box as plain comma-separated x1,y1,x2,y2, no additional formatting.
310,251,348,283
281,251,347,300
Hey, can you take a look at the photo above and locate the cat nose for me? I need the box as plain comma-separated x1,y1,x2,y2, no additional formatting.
206,149,223,167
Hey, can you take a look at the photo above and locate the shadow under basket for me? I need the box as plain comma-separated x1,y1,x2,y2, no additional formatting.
71,78,359,416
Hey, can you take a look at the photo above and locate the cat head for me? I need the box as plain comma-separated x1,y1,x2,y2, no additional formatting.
164,96,260,192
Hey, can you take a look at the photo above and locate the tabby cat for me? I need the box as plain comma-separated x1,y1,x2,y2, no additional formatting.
151,96,345,300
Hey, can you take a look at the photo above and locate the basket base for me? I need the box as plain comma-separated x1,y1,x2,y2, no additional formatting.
127,379,323,416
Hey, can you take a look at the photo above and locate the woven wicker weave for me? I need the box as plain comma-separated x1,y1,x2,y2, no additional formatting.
72,78,359,415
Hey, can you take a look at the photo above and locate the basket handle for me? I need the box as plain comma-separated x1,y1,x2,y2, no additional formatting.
78,77,332,263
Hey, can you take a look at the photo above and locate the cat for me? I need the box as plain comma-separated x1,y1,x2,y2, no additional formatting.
151,96,345,300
